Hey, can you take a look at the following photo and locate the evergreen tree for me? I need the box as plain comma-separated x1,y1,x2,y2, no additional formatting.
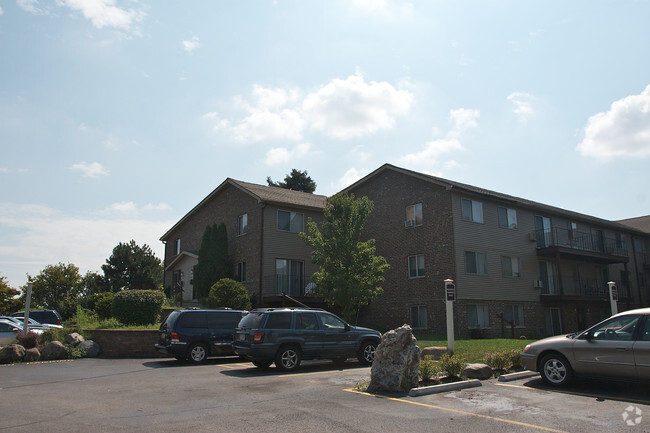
194,223,232,300
267,169,317,193
102,240,163,292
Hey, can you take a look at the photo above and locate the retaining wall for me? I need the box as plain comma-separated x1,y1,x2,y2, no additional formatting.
87,329,165,358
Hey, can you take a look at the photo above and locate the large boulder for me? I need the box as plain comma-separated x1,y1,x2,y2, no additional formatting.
64,332,85,346
0,344,26,364
79,340,100,357
41,341,67,360
463,363,493,380
24,347,41,362
420,346,450,360
367,325,421,393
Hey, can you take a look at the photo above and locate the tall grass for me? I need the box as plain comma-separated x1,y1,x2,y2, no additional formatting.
417,338,534,363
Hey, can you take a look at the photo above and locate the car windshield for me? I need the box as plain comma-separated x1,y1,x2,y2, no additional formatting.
238,312,265,329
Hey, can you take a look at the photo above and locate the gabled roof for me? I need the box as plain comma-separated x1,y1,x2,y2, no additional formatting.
161,178,327,241
344,163,647,234
617,215,650,234
164,251,198,272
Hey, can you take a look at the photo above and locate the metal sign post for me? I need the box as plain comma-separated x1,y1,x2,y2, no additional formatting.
444,279,455,353
23,281,33,335
607,281,618,316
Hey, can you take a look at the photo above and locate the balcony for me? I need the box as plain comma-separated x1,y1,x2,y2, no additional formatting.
534,227,629,264
539,276,622,301
262,275,316,297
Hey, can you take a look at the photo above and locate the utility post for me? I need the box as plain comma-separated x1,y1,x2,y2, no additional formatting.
22,280,33,335
444,279,455,353
607,281,618,316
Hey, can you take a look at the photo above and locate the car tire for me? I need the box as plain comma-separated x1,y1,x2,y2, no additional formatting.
252,360,273,369
187,344,208,364
357,340,377,366
275,345,301,372
539,353,572,386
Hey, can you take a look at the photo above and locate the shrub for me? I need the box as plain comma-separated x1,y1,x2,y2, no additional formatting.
508,349,523,369
86,292,115,320
15,331,40,349
39,327,87,345
439,353,466,377
419,355,440,381
206,278,252,310
111,290,165,325
483,351,510,370
65,344,87,359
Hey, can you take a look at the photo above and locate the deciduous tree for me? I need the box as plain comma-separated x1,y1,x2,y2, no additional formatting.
0,274,21,314
301,193,389,322
27,263,84,319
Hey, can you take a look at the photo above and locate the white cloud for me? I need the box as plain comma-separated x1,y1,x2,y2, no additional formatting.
143,203,172,212
337,167,368,189
399,108,479,168
577,85,650,160
0,6,4,15
507,92,535,122
264,143,312,166
348,0,414,17
206,74,413,143
182,36,200,53
0,203,171,288
70,161,109,178
303,74,414,139
17,0,48,14
107,201,137,213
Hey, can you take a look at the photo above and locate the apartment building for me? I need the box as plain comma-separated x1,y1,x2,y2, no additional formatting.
344,164,650,337
160,178,326,306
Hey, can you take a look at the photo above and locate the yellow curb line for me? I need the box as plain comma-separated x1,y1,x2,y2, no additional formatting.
344,388,570,433
0,359,75,367
495,382,650,405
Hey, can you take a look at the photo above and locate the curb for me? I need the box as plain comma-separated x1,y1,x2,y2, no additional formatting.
497,370,539,382
408,379,482,396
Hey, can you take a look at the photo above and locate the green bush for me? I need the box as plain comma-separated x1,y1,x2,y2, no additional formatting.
86,292,115,319
111,290,165,325
39,327,87,345
65,344,87,359
508,349,523,369
483,351,510,370
439,353,466,377
206,278,252,310
419,355,440,381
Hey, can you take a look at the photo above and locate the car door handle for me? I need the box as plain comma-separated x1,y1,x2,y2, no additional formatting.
615,347,628,351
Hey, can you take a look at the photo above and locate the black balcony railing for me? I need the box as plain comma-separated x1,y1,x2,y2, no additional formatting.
535,227,628,257
540,275,617,298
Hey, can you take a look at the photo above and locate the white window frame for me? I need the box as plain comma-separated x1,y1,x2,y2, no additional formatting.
408,254,425,278
174,239,181,255
465,251,488,275
277,210,304,233
497,207,518,229
503,304,524,327
410,305,427,329
405,203,423,227
467,304,489,329
501,256,521,278
238,214,248,236
461,198,483,223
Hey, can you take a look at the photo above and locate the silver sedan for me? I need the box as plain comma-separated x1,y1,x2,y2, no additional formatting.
521,307,650,386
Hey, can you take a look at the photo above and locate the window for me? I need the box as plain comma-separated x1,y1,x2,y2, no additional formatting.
174,239,181,255
544,308,562,336
467,304,489,328
237,261,246,282
410,306,427,329
461,198,483,223
615,233,626,250
465,251,487,275
277,210,304,233
501,256,520,277
405,203,423,227
296,312,319,330
497,207,517,229
264,312,293,329
318,312,346,330
503,305,524,327
589,315,640,341
408,254,425,278
238,214,248,235
276,259,303,296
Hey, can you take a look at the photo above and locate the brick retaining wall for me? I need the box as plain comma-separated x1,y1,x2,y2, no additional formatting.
87,329,166,358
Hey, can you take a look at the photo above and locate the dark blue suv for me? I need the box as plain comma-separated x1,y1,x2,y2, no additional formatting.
233,308,381,371
156,309,246,364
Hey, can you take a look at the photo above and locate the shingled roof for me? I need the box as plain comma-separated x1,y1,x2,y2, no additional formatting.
160,178,327,241
618,215,650,234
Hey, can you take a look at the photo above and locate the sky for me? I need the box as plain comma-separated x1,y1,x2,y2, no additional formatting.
1,0,649,290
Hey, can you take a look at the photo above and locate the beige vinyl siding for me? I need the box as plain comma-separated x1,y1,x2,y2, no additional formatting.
452,193,540,302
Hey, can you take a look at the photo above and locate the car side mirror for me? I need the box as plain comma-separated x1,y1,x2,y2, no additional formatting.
584,331,594,340
344,324,350,331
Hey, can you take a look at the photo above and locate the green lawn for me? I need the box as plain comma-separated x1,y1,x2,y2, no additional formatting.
416,338,536,363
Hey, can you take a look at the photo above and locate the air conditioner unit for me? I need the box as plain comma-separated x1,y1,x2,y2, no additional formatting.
404,220,416,228
533,280,544,288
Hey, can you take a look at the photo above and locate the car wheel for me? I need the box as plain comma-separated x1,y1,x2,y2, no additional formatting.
357,340,377,365
252,360,273,369
187,344,208,364
539,353,572,386
275,345,301,372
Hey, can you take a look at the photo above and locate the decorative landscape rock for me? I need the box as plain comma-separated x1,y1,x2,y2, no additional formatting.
24,347,41,362
64,332,85,346
79,340,100,357
367,324,421,393
420,346,450,360
0,344,26,364
41,341,67,360
463,363,493,380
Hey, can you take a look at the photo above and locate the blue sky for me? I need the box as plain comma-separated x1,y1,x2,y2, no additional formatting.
1,0,649,289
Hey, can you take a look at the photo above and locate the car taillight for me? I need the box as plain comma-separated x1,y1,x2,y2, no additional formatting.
253,331,265,344
56,320,61,325
171,332,179,343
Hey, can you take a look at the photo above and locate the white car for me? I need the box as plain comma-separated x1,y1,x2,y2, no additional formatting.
0,318,22,345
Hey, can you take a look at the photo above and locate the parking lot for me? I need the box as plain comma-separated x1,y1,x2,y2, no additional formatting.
1,357,648,432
